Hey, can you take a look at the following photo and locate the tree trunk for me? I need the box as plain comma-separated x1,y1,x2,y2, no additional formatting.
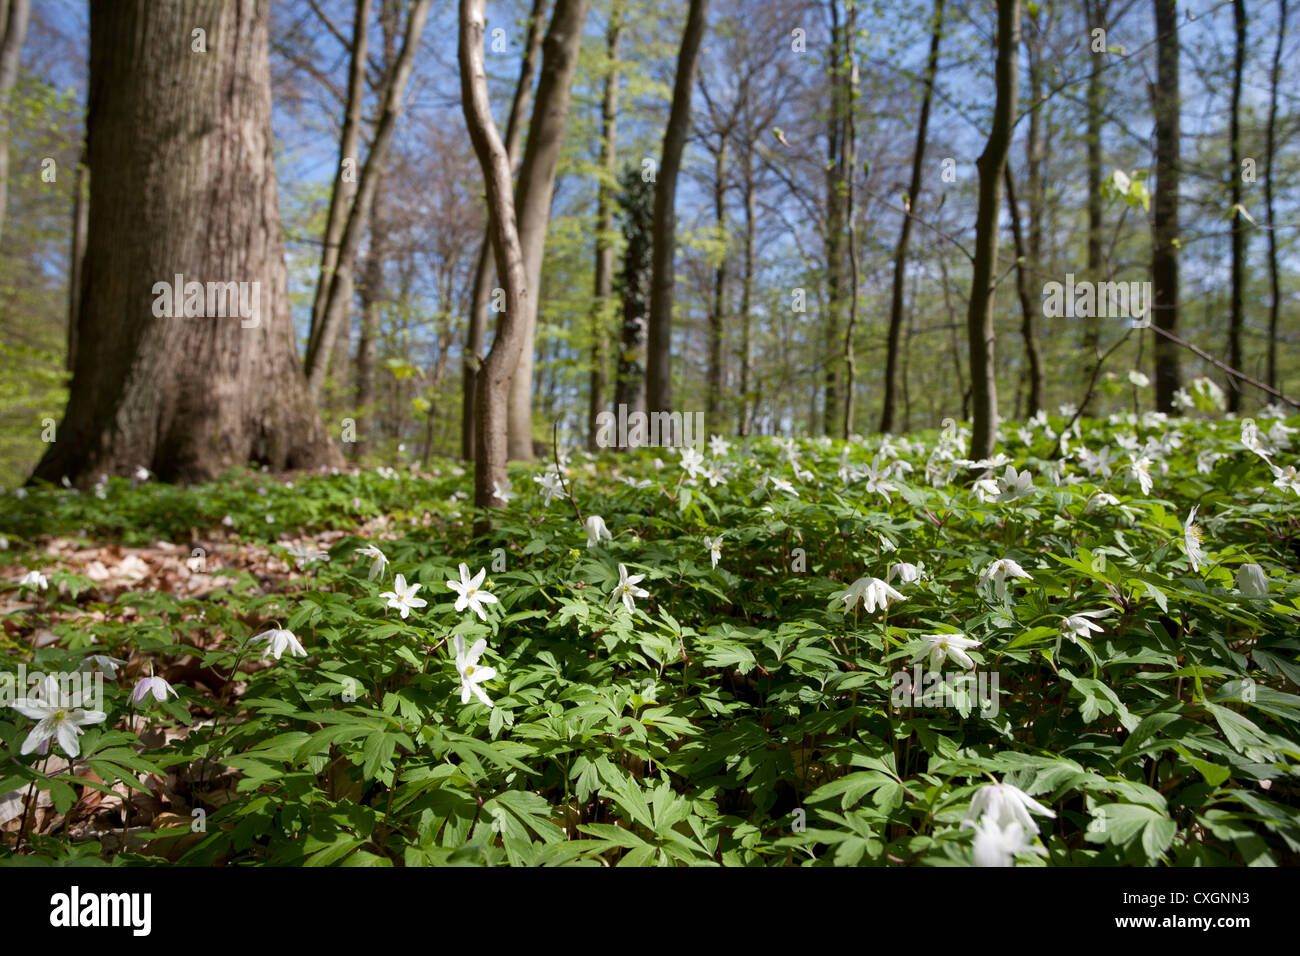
304,0,369,401
839,0,859,440
0,0,29,246
1005,165,1044,418
34,0,340,486
505,0,591,461
588,6,621,451
66,149,89,372
1266,0,1286,391
460,0,531,528
354,171,386,460
737,147,756,436
1151,0,1182,413
461,0,547,460
1227,0,1247,411
304,0,430,399
880,0,943,433
706,137,726,426
1083,0,1108,381
645,0,710,426
822,0,845,437
965,0,1019,461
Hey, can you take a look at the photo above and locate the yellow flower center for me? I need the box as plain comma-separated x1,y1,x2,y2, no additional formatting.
53,709,67,721
464,665,475,677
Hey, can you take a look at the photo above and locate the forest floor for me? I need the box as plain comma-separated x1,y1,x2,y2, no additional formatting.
1,411,1299,866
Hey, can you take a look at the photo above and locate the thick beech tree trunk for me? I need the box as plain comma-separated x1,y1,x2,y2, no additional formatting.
880,0,942,434
1151,0,1182,412
34,0,340,486
965,0,1019,461
645,0,710,426
505,0,590,461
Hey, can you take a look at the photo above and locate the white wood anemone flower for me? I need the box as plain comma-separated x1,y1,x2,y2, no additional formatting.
132,675,179,705
355,544,389,581
609,563,649,613
914,632,982,670
839,577,904,614
978,558,1032,601
446,564,498,621
380,572,429,620
963,780,1057,835
454,635,497,708
252,627,307,660
9,674,107,758
971,816,1048,867
704,535,723,569
585,514,612,548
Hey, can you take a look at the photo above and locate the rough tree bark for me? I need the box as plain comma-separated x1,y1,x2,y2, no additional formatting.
1151,0,1182,412
0,0,30,245
505,0,590,461
965,0,1020,462
460,0,530,526
588,6,622,451
645,0,710,425
34,0,340,486
461,0,547,460
880,0,943,434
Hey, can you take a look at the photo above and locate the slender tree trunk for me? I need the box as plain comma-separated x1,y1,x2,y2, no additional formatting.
505,0,590,460
737,151,755,436
707,138,726,426
66,149,89,371
588,7,621,451
839,0,859,440
305,0,369,399
1227,0,1247,411
645,0,710,425
0,0,30,246
880,0,943,433
1266,0,1286,390
460,0,530,527
822,0,846,436
354,172,386,460
34,0,340,486
462,0,547,459
1005,166,1044,417
965,0,1020,461
1083,0,1108,381
1151,0,1182,412
304,0,430,399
